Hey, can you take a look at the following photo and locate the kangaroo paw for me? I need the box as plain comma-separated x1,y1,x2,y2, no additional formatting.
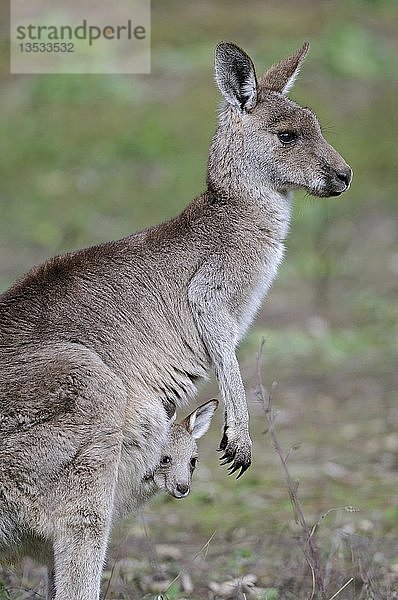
218,425,252,477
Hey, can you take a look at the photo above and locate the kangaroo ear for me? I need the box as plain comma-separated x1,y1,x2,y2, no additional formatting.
215,42,257,111
182,399,219,440
259,42,309,95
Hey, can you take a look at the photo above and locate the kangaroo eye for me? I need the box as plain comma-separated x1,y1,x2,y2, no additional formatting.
190,457,198,469
277,131,297,144
161,456,171,465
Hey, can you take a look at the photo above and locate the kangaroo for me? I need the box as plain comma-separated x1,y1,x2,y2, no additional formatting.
0,41,351,600
46,400,218,599
135,399,218,508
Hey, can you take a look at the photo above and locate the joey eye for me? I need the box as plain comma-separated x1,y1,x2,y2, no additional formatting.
190,457,198,469
161,456,171,466
277,131,297,145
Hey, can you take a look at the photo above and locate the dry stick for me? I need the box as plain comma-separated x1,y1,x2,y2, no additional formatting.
103,525,136,600
103,513,157,600
357,556,380,600
162,530,217,598
310,506,359,541
255,339,326,599
257,344,359,600
3,586,42,599
103,555,119,600
328,577,354,600
140,511,162,575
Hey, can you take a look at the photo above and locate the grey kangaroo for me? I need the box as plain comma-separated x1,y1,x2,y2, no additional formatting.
136,399,218,507
47,399,218,598
0,41,351,599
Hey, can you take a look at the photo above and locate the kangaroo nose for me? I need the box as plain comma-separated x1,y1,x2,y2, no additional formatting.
335,167,352,189
175,483,189,497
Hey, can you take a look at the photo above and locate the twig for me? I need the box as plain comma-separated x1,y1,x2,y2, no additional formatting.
328,577,353,600
103,524,135,600
309,506,360,542
103,513,156,600
255,338,326,599
140,511,162,574
357,556,380,600
162,530,216,597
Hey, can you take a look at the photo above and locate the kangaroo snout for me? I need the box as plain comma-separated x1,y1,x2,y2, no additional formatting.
327,164,352,196
318,143,352,197
173,483,190,498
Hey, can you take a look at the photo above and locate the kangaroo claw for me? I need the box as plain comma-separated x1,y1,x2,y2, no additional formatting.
218,427,252,477
228,463,240,475
219,451,234,466
236,462,250,479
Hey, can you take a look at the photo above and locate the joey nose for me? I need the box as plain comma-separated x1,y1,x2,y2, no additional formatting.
175,483,189,497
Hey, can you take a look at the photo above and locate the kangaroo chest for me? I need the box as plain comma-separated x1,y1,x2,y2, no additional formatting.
235,236,285,340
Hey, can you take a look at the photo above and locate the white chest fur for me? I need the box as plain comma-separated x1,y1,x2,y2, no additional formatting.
236,240,285,341
235,190,291,341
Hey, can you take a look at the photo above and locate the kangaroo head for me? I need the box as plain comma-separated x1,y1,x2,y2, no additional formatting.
209,42,352,198
153,399,218,499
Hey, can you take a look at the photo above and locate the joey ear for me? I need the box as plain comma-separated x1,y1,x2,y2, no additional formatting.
259,42,309,95
182,399,219,440
215,42,257,111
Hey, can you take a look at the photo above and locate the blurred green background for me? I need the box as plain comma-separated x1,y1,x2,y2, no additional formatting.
0,0,397,598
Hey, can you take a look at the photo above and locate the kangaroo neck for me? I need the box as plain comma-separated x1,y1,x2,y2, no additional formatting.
206,121,292,242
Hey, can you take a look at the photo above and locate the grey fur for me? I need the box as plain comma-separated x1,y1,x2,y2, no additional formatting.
52,399,216,597
150,399,218,500
0,42,351,599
